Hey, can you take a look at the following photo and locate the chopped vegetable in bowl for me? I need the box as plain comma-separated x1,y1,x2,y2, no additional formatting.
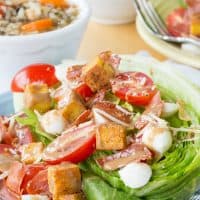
0,51,200,199
166,0,200,37
0,0,79,35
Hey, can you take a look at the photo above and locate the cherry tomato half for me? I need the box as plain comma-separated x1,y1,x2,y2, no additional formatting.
42,121,96,164
111,72,156,106
11,63,59,92
75,83,94,100
166,8,189,37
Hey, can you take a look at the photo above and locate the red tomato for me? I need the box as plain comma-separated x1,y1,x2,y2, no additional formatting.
6,162,25,194
15,127,33,145
166,8,189,37
26,169,50,195
0,144,13,154
11,63,59,92
111,72,156,106
43,121,96,164
135,91,164,129
21,164,46,194
0,180,20,200
75,83,94,100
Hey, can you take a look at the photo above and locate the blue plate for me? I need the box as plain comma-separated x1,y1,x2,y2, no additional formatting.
0,92,14,115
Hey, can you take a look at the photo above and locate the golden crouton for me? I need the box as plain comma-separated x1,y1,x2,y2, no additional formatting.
54,193,85,200
190,14,200,36
21,142,44,164
60,92,86,123
81,52,116,92
48,162,81,197
24,83,52,113
96,123,127,150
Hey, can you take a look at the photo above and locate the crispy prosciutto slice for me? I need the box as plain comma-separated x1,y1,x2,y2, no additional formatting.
66,65,84,82
73,110,92,126
6,162,25,194
0,180,20,200
0,154,17,173
99,51,121,69
135,92,164,129
86,89,106,108
65,65,94,100
93,101,133,127
96,143,152,171
186,0,200,8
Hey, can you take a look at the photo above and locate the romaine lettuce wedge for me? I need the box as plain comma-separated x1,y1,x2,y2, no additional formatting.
82,55,200,200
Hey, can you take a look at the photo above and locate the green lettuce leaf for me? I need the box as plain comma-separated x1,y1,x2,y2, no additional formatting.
82,173,140,200
16,109,54,145
82,55,200,200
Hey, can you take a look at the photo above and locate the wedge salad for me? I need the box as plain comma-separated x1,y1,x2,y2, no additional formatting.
0,51,200,200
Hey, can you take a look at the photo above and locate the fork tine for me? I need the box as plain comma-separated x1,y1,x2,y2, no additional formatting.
139,0,168,35
133,0,200,46
146,0,169,34
134,0,159,33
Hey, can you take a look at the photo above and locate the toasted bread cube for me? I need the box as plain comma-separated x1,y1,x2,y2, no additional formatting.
48,163,81,197
96,123,126,150
60,92,86,123
54,193,85,200
24,83,51,113
190,14,200,36
81,52,115,92
21,142,44,164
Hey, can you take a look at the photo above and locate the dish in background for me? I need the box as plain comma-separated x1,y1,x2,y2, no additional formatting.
87,0,136,24
0,0,90,94
136,16,200,69
0,0,79,36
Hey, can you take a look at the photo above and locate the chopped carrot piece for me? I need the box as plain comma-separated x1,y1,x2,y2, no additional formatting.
39,0,68,8
21,18,53,33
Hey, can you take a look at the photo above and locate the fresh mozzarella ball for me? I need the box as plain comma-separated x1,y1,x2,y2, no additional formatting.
40,110,67,135
119,162,152,189
13,92,24,112
161,102,179,118
22,195,49,200
142,124,172,155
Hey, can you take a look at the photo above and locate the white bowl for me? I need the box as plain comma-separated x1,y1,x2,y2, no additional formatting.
0,0,90,93
87,0,136,24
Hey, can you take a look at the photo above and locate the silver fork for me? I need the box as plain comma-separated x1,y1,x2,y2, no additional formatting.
133,0,200,47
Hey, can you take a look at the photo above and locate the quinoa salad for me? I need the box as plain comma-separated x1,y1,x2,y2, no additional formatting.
0,0,79,36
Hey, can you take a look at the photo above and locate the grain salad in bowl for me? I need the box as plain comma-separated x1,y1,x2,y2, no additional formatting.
0,0,90,94
0,0,79,35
